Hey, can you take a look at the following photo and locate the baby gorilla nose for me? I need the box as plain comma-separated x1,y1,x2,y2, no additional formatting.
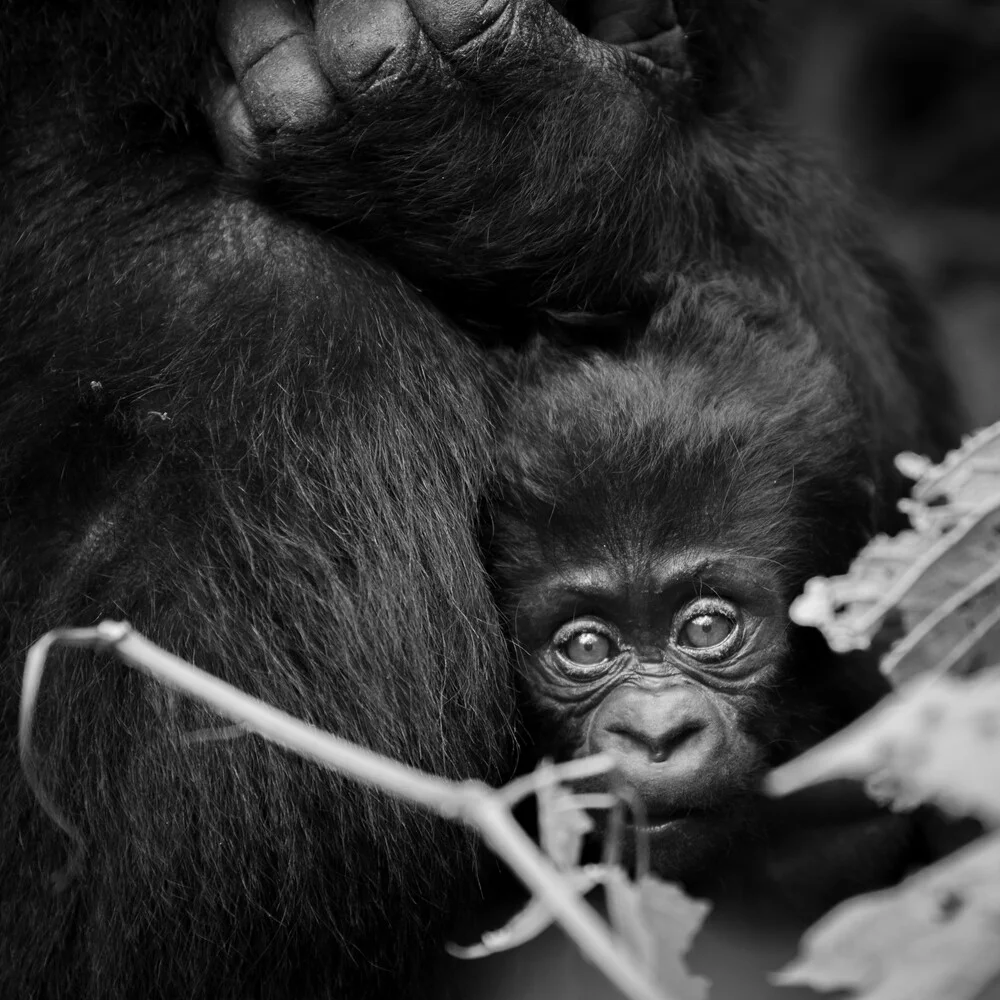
605,715,704,761
588,684,725,805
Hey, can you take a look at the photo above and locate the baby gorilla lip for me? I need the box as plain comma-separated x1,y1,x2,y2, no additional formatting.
628,806,710,834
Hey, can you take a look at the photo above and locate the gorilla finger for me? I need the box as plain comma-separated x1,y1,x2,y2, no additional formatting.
217,0,334,132
314,0,433,99
406,0,519,53
408,0,671,84
204,71,256,169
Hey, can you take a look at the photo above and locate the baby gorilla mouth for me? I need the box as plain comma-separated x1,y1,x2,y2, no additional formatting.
560,0,685,68
637,808,708,831
617,808,737,883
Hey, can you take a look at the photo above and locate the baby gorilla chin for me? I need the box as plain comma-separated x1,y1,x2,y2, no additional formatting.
639,810,758,883
574,756,769,884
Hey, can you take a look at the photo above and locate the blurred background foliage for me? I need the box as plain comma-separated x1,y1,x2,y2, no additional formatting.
781,0,1000,429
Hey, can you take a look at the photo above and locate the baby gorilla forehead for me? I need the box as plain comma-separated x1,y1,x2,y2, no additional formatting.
491,342,878,602
504,352,859,540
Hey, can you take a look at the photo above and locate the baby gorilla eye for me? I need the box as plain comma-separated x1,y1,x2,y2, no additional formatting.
678,613,734,648
673,598,742,659
562,630,613,665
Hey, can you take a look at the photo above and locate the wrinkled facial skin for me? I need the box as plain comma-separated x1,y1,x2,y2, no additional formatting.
513,550,791,880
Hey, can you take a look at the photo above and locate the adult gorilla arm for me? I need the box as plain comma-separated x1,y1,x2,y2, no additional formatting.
217,0,958,503
213,0,733,316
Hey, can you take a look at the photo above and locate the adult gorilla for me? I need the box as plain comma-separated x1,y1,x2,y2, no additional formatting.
0,3,956,1000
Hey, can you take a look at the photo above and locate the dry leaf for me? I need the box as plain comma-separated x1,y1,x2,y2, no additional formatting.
447,866,607,959
899,423,1000,522
768,671,1000,822
536,759,596,871
790,422,1000,682
773,832,1000,1000
604,868,710,1000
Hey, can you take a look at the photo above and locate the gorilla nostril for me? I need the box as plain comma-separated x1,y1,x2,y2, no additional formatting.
606,718,704,761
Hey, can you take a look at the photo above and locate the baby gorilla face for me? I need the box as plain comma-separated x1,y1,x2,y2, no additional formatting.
510,550,790,880
488,319,877,883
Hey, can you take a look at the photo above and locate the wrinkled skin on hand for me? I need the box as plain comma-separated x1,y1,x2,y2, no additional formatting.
207,0,950,487
207,0,704,323
212,0,687,138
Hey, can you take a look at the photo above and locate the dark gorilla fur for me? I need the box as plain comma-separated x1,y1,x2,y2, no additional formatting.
0,1,960,1000
496,278,886,589
0,214,514,997
0,9,513,1000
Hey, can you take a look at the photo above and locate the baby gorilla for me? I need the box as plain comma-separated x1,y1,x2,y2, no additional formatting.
487,276,919,905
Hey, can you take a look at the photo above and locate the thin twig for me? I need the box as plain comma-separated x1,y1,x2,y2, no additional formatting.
20,620,671,1000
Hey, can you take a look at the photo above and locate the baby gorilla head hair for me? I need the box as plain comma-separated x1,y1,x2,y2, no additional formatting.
486,288,882,885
